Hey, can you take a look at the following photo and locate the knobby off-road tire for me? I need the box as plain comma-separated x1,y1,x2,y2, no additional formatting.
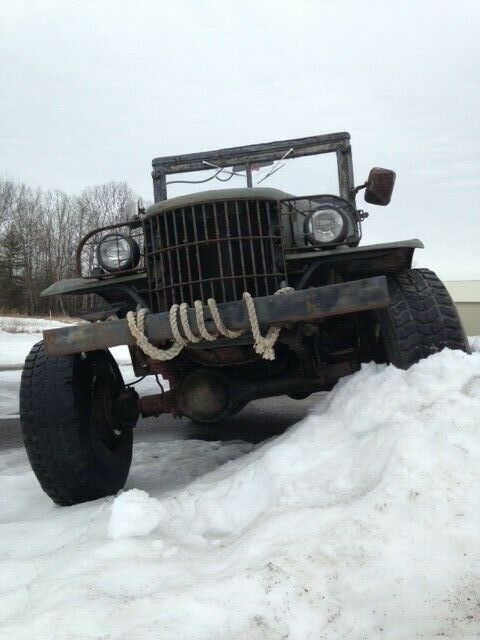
20,342,134,506
376,268,470,369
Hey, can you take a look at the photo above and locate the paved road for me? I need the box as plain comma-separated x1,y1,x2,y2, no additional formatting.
0,394,323,451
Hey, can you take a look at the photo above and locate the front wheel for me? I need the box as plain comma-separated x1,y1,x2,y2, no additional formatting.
375,268,470,369
20,342,135,505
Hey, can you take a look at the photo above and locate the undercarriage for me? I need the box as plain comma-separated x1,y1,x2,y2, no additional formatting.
43,276,390,422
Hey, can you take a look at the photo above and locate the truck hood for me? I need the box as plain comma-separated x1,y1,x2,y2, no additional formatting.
145,187,292,216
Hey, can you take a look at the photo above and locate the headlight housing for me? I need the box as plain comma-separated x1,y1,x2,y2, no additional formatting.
304,207,348,246
96,233,140,272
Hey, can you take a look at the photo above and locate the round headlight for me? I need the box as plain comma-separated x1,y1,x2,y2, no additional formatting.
305,208,347,246
96,233,140,272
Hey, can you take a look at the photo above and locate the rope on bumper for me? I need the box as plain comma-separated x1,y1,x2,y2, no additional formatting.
126,287,294,362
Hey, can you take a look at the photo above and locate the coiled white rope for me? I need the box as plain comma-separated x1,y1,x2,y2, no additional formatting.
126,287,294,362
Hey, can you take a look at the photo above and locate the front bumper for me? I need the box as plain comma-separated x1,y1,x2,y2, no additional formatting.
42,276,390,357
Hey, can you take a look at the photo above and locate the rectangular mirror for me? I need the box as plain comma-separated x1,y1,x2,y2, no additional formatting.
364,167,396,206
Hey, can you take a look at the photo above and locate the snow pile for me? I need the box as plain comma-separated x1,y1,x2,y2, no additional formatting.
469,334,480,353
1,347,479,638
109,348,480,547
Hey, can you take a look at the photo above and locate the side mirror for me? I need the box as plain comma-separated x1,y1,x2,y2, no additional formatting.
364,167,396,206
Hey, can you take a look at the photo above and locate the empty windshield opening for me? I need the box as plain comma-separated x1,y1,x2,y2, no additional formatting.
165,153,340,199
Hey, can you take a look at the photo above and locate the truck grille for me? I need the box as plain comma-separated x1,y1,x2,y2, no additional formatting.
144,198,286,311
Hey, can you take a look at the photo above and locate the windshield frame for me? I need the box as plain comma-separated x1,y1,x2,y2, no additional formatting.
151,132,355,205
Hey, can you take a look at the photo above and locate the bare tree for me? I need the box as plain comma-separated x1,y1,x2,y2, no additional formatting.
0,178,18,230
76,181,136,229
0,178,140,315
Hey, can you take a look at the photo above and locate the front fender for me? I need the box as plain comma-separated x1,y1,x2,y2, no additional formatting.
41,272,148,297
285,239,423,286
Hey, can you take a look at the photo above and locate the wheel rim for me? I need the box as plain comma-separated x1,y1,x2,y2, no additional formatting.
91,374,123,451
83,353,126,453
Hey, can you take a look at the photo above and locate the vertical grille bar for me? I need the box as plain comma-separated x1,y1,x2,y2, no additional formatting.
200,203,214,300
145,217,154,311
181,206,194,304
212,201,227,302
154,214,166,309
245,200,259,297
161,211,175,305
234,200,248,294
224,200,236,300
191,204,204,302
265,200,279,291
171,207,184,305
255,199,269,295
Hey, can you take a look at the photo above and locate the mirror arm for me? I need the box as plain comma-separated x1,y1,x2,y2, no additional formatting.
352,180,369,197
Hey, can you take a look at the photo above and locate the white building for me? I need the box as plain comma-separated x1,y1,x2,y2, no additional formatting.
445,281,480,336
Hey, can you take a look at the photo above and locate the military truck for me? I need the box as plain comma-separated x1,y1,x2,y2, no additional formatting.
20,132,470,505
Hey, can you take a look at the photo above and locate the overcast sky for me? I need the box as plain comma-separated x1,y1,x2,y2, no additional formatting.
1,0,479,279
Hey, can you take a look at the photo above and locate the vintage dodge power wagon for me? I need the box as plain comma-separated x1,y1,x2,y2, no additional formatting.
20,132,470,505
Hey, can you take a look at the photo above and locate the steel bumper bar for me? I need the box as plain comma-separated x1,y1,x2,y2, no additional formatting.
43,276,390,357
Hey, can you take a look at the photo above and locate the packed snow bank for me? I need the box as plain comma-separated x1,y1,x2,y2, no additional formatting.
109,347,480,545
1,347,479,639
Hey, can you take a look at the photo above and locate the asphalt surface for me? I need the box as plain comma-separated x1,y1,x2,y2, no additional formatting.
0,394,324,451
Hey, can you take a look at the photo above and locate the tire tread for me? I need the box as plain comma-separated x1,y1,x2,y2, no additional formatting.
20,343,132,505
379,268,470,369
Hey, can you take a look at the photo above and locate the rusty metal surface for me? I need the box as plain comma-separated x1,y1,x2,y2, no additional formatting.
42,276,389,356
138,390,178,417
144,197,286,311
152,133,350,173
151,132,354,202
364,167,396,206
285,238,423,262
176,369,231,422
40,272,148,297
135,361,356,420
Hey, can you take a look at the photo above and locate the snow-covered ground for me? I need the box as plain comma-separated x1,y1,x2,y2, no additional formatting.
0,318,75,418
0,316,133,370
0,319,68,369
0,321,480,638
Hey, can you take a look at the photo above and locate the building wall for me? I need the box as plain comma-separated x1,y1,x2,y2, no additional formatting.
453,303,480,336
445,281,480,336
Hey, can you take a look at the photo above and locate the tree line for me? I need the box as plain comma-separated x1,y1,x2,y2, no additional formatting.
0,177,140,316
